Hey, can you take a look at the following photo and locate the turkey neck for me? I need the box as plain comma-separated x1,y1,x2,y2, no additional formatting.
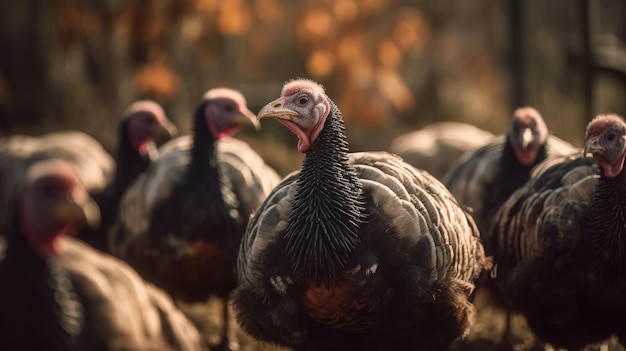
285,98,365,287
96,119,152,233
113,117,152,199
1,215,83,350
184,103,239,234
489,137,548,212
585,167,626,278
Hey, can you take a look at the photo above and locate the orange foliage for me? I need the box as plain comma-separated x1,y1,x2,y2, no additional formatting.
254,0,284,24
307,50,336,78
300,9,334,41
393,8,430,53
47,0,436,130
132,61,180,101
292,2,430,126
217,0,253,36
333,0,358,23
377,40,402,70
376,70,414,112
180,15,206,42
358,0,389,16
70,0,431,128
336,34,366,66
54,0,83,51
194,0,219,15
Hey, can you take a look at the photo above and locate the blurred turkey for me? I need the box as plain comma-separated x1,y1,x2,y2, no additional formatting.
108,88,281,350
0,159,206,351
79,100,177,251
389,121,495,179
489,114,626,350
232,79,490,351
0,130,114,235
442,107,577,242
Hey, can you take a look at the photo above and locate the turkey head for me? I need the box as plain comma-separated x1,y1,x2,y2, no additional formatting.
124,100,177,156
20,160,100,259
508,107,548,166
584,114,626,178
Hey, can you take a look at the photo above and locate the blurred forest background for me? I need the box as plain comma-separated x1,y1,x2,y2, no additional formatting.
0,0,624,176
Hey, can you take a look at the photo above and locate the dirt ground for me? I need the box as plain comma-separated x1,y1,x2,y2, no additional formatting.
186,290,626,351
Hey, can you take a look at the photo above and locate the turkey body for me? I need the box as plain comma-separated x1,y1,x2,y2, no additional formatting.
111,135,279,299
0,159,205,351
108,89,280,350
0,237,207,351
81,100,176,251
442,107,577,246
491,114,626,350
233,79,489,351
389,121,495,179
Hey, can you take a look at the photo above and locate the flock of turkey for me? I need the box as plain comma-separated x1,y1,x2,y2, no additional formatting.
0,78,624,351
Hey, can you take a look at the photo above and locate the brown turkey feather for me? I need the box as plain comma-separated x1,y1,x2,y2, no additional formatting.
490,114,626,350
442,108,578,248
233,79,490,351
0,159,205,351
389,121,495,179
107,89,280,351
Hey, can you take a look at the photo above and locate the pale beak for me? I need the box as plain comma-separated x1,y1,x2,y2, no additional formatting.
234,106,260,130
53,193,101,231
520,128,534,149
584,136,602,157
257,98,298,121
152,120,178,141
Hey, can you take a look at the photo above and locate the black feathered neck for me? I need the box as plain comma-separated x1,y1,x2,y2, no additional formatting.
585,166,626,279
488,136,548,211
189,101,219,175
1,213,84,350
112,117,152,198
177,101,241,240
100,118,153,228
284,98,366,287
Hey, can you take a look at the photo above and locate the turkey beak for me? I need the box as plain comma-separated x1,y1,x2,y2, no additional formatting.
520,128,534,149
152,120,178,141
163,120,178,138
257,98,298,122
53,192,101,231
235,106,260,130
82,198,102,230
584,137,602,157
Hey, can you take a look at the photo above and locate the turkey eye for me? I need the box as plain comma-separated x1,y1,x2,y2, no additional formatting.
607,133,616,142
298,96,308,105
224,105,234,112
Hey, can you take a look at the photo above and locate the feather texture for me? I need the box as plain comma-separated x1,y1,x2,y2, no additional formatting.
389,121,495,179
0,160,205,351
233,79,489,351
490,114,626,350
108,89,280,350
442,108,578,249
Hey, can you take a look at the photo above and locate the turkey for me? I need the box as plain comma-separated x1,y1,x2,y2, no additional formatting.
0,159,206,351
441,107,578,348
441,106,577,243
0,130,114,235
389,121,495,179
108,88,281,350
489,114,626,350
79,100,177,251
232,79,490,351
